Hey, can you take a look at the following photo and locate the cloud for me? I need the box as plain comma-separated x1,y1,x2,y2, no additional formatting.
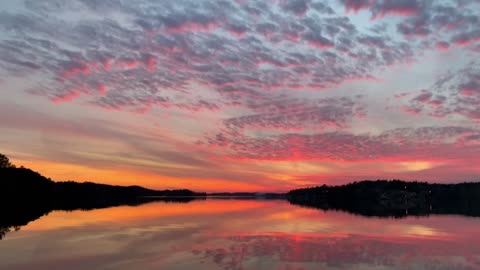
51,89,82,103
223,96,365,131
339,0,372,13
452,30,480,46
395,0,480,52
281,0,311,16
303,31,335,48
399,62,480,120
371,0,421,18
0,0,419,115
435,41,450,51
204,126,480,162
339,0,422,18
459,80,480,96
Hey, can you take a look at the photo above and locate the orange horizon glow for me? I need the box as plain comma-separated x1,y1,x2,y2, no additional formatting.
12,158,272,192
9,153,480,192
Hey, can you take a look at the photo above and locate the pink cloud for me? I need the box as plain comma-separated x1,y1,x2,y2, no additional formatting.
459,81,480,96
142,54,157,73
114,59,141,70
306,40,335,49
435,41,450,51
102,58,112,71
98,84,107,95
452,30,480,46
61,62,91,79
51,90,81,103
460,89,477,96
204,126,480,164
371,0,421,19
341,0,372,13
401,106,422,115
226,28,247,39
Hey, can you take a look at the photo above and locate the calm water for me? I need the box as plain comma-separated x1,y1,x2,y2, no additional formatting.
1,199,480,270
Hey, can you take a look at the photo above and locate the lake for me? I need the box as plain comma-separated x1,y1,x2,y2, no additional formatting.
1,198,480,270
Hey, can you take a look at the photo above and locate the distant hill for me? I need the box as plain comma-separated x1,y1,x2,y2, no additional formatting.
287,180,480,218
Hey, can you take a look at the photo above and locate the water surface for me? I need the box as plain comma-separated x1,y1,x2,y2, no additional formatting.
1,199,480,270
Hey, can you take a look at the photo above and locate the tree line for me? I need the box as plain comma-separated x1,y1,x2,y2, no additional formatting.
287,180,480,218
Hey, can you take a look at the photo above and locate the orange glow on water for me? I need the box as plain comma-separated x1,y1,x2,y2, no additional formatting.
23,200,269,231
4,199,480,270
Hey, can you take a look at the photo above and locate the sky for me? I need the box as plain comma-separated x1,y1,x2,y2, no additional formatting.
0,0,480,192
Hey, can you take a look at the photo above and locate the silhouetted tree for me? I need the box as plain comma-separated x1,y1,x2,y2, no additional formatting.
0,153,14,168
0,227,10,240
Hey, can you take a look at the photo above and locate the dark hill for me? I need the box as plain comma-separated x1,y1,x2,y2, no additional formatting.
1,167,205,204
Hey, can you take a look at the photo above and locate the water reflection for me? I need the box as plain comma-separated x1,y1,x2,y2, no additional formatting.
0,197,204,240
198,233,479,270
1,199,480,270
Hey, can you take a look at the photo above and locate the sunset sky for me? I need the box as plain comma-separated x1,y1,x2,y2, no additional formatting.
1,0,480,192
